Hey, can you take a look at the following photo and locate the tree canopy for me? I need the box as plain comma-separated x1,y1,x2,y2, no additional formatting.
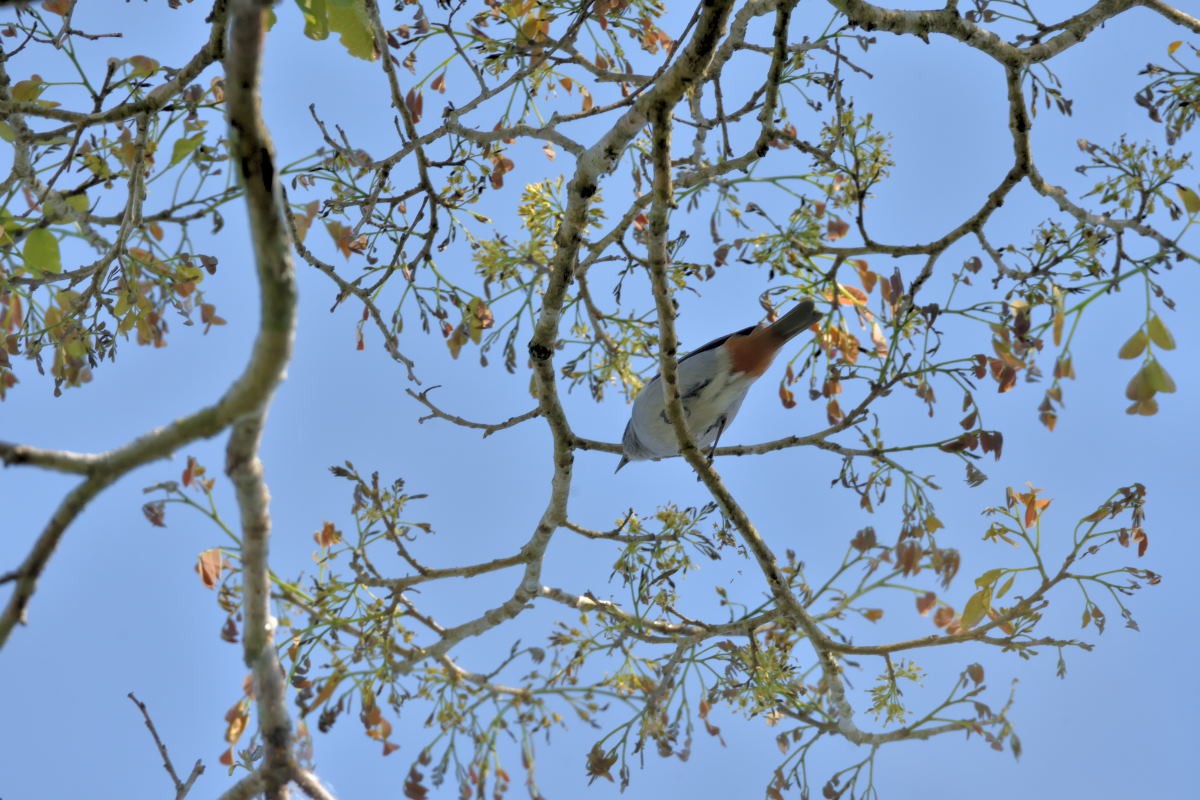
1,1,1197,799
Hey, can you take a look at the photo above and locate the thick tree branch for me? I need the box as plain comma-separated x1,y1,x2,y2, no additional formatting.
221,2,335,798
828,0,1146,64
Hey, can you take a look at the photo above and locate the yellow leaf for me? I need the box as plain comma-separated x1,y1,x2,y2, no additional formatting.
11,75,45,103
1117,329,1146,359
446,324,467,358
1124,366,1151,401
1176,185,1200,215
1143,358,1176,394
1147,314,1175,350
974,568,1003,589
1126,397,1159,416
224,701,248,743
1168,40,1183,55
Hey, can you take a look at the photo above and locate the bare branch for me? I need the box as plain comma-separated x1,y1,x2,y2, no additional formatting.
128,692,205,800
0,442,100,473
405,385,540,435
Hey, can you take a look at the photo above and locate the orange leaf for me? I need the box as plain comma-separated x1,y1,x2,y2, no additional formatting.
1023,497,1051,529
778,383,796,409
182,455,198,487
195,548,225,589
224,701,248,743
851,259,876,294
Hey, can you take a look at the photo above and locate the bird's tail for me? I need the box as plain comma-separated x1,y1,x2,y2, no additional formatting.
767,298,822,341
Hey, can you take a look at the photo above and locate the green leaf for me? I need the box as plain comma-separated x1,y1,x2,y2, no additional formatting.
170,134,204,167
1147,314,1175,350
296,0,377,61
296,0,330,40
22,228,61,278
995,574,1015,599
327,0,377,61
10,76,45,103
1176,185,1200,215
0,121,14,143
960,587,992,629
65,193,90,214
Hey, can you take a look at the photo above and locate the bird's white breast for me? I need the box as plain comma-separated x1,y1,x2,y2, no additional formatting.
624,346,758,460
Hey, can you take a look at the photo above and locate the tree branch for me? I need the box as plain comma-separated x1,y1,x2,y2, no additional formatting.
128,692,206,800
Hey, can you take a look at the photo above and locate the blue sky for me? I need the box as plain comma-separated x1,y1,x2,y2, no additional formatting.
1,2,1197,799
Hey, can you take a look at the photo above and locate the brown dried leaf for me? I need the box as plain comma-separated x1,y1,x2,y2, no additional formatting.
586,743,618,783
314,521,342,548
142,501,166,528
916,591,937,616
850,527,876,552
966,663,985,686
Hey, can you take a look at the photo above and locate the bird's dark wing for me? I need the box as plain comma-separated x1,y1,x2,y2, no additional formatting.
679,325,756,364
634,325,756,389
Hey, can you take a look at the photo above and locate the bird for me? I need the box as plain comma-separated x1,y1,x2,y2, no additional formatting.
616,298,823,471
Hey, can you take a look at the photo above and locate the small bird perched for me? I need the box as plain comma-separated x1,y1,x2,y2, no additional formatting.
616,299,823,471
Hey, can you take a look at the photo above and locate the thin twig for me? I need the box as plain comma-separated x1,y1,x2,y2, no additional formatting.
128,692,205,800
